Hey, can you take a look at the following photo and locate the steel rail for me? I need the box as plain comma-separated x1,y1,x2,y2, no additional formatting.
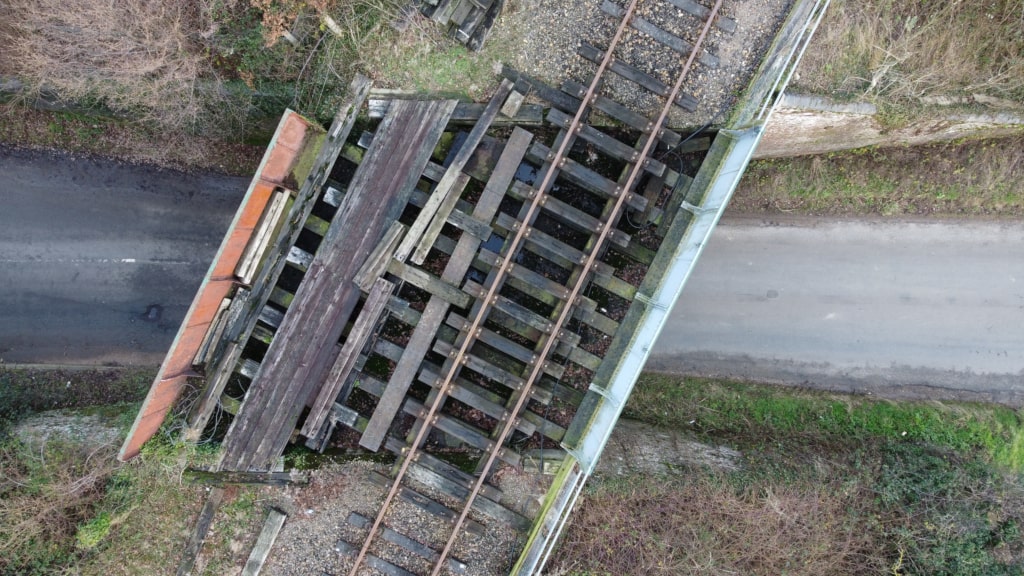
345,2,642,573
428,0,724,573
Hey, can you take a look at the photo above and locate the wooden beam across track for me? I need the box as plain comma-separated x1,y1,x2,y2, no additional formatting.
218,98,457,471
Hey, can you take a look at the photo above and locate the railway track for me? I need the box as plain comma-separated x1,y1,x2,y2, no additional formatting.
335,1,729,573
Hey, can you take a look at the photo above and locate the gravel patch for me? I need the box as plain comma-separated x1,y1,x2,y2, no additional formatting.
260,460,527,576
494,0,794,128
13,409,122,449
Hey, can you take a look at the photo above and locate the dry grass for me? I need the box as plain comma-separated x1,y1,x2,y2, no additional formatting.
0,0,227,130
0,439,121,572
0,105,265,174
796,0,1024,104
731,135,1024,217
553,475,882,576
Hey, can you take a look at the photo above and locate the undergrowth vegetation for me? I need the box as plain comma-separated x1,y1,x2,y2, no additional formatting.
553,374,1024,576
0,367,250,575
797,0,1024,105
731,135,1024,216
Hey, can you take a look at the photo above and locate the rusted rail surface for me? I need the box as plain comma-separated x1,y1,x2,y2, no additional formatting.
347,0,726,574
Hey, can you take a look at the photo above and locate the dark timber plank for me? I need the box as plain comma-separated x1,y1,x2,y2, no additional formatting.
561,80,683,147
386,259,472,309
508,179,631,248
396,79,513,264
301,277,394,438
500,65,581,113
346,513,469,575
492,212,636,300
444,311,566,382
176,488,224,576
464,280,555,335
526,142,647,212
545,107,668,177
400,396,521,467
365,472,486,536
600,0,719,67
416,369,538,437
218,98,457,471
577,42,699,111
665,0,738,33
384,437,504,502
360,127,533,451
334,539,416,576
184,76,370,442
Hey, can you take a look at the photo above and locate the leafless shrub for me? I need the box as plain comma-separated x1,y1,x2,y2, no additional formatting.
0,0,233,131
0,438,120,571
797,0,1024,103
552,475,883,576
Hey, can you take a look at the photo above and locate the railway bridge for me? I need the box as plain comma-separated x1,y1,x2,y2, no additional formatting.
120,0,830,573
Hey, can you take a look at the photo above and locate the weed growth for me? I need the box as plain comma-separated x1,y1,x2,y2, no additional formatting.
732,135,1024,217
796,0,1024,105
553,375,1024,575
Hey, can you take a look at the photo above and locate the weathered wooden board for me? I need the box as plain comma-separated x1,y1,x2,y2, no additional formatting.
218,98,457,471
360,127,532,452
241,508,287,576
183,77,371,444
301,277,394,438
395,79,513,264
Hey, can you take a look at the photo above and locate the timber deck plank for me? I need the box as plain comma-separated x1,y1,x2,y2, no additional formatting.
218,98,457,471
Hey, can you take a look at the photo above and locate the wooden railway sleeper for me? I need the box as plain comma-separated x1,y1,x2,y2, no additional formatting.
348,1,646,571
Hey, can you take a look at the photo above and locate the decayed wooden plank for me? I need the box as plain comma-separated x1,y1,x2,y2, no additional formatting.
544,108,667,177
354,222,406,293
359,127,533,451
526,141,648,212
365,471,486,536
386,259,472,308
334,539,416,576
300,277,394,438
600,0,719,67
500,65,581,114
368,99,544,126
346,513,470,575
184,75,370,443
241,508,287,576
410,172,471,265
176,488,224,576
218,98,457,472
183,469,308,487
561,80,684,148
507,180,631,248
395,79,514,264
665,0,738,33
576,42,699,111
442,312,564,383
236,189,290,285
384,437,504,502
415,367,538,437
400,396,522,468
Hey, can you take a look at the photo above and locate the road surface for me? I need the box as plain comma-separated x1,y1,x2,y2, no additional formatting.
2,146,1021,404
0,146,247,365
650,216,1024,406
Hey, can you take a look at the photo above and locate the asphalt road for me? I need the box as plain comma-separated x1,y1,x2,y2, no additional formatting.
2,146,1021,405
649,216,1024,406
0,146,247,365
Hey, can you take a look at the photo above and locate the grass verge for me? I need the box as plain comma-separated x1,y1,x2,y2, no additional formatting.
795,0,1024,106
0,106,266,175
0,366,264,575
552,374,1024,576
731,135,1024,217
